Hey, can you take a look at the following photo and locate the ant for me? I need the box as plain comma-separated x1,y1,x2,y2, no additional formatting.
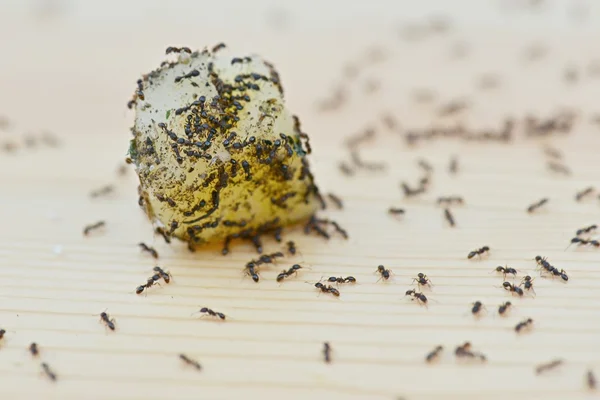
41,362,57,381
376,265,392,281
286,241,297,256
138,242,158,259
536,257,569,281
498,301,512,316
521,276,536,295
165,46,191,54
135,275,161,295
327,193,343,209
29,342,39,357
153,266,172,283
325,276,356,284
323,342,332,363
535,359,563,375
493,265,517,279
515,318,534,333
196,307,226,320
276,264,302,282
575,224,597,236
99,311,116,331
587,369,597,390
444,208,455,227
471,301,486,316
180,354,202,370
0,328,5,340
412,273,432,288
467,246,490,259
527,198,549,213
449,156,458,174
575,187,595,201
83,220,105,236
455,341,486,361
405,289,428,305
437,196,464,205
567,237,599,248
314,282,340,297
90,185,114,198
388,207,405,215
426,345,443,363
502,282,524,297
211,42,226,53
244,264,260,282
547,161,571,175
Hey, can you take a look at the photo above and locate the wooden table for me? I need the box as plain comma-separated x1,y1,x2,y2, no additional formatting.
0,1,599,399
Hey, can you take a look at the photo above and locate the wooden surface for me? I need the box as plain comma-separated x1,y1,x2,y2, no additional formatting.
1,1,600,399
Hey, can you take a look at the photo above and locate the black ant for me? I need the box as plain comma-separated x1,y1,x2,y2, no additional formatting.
314,282,340,297
471,301,486,316
498,301,512,316
135,275,161,295
323,342,332,363
444,208,455,227
326,276,356,284
244,264,260,282
493,265,517,279
211,42,226,53
527,198,549,213
455,341,486,361
153,266,172,283
405,289,428,305
587,369,597,390
515,318,533,333
575,224,597,236
502,282,524,296
426,345,443,363
467,246,490,259
41,362,57,381
521,276,536,295
376,265,392,281
286,241,297,255
327,193,343,209
276,264,303,282
567,237,599,248
575,186,595,201
139,242,158,259
196,307,226,320
0,328,5,340
535,359,563,375
99,311,116,331
83,220,105,236
165,46,192,54
29,342,39,356
179,354,202,370
535,257,569,281
412,273,432,288
437,196,464,205
388,207,405,215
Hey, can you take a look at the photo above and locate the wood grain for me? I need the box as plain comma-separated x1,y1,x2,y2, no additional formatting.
0,1,599,399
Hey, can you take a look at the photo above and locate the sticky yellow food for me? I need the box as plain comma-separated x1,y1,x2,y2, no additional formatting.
127,45,320,248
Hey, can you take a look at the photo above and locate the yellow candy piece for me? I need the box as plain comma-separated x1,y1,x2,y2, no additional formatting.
128,46,320,248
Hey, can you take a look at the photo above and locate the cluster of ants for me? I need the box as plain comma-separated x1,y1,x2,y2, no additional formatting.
426,342,487,363
136,266,171,295
567,224,599,249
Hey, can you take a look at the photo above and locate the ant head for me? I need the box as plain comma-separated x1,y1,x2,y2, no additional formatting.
292,264,301,270
377,265,384,272
405,289,414,296
418,272,425,278
315,282,324,288
495,266,503,271
200,307,208,313
502,281,512,288
482,246,490,251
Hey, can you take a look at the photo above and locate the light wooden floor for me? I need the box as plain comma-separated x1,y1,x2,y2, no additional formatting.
0,1,599,399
